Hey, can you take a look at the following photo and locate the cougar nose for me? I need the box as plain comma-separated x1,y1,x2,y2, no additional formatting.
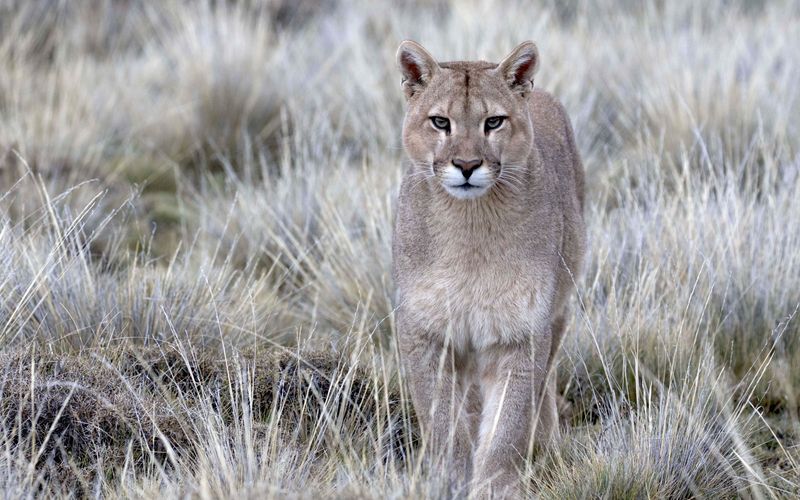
452,158,483,180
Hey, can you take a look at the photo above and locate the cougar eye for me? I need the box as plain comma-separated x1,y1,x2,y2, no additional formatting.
430,116,451,132
484,116,506,133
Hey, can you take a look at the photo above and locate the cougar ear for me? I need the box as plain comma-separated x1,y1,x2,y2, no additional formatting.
497,41,539,96
396,40,439,99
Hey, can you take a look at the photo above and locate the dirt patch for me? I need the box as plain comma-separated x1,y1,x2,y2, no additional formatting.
0,345,415,494
0,348,192,494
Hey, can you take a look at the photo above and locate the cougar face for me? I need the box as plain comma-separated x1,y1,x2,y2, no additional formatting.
397,42,538,200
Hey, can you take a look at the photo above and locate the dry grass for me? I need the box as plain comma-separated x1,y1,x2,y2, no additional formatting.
1,0,798,497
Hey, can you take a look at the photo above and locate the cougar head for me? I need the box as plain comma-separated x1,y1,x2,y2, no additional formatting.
396,40,538,200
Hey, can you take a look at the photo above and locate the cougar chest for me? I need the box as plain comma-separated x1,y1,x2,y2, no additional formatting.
402,228,552,353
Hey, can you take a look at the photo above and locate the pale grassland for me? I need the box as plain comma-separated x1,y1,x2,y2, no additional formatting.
0,0,798,497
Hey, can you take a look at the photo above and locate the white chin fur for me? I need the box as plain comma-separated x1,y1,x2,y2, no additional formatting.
444,184,491,199
442,164,492,199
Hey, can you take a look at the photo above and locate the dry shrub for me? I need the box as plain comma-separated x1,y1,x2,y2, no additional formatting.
0,344,412,494
0,0,798,497
534,404,752,499
0,348,192,493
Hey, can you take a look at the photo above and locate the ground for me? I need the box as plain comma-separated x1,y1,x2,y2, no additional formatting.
0,0,798,497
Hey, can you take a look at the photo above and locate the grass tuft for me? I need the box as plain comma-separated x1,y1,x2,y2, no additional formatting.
0,0,798,497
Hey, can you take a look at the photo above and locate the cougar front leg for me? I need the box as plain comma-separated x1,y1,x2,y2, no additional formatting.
398,325,476,484
536,315,568,444
472,338,550,498
535,373,559,445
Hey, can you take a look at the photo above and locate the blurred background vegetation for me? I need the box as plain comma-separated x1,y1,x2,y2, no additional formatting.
0,0,798,497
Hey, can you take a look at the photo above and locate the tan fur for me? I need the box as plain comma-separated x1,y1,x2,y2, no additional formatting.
392,40,586,498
